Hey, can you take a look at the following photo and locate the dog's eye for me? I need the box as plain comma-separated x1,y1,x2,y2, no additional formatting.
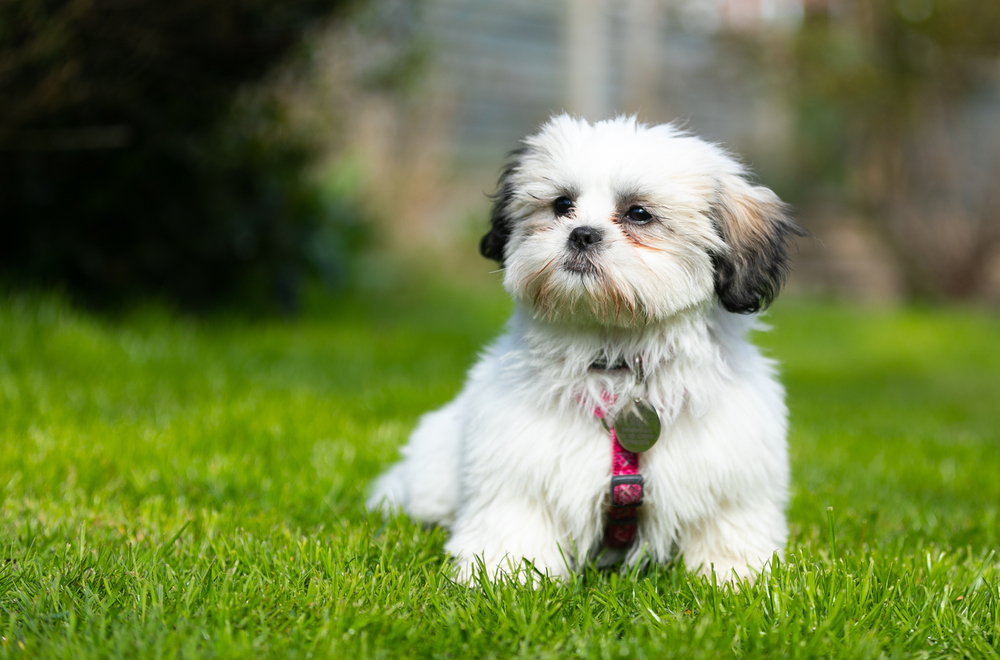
552,196,574,216
624,206,653,224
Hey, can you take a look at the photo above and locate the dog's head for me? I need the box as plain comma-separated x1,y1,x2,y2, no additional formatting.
481,115,804,326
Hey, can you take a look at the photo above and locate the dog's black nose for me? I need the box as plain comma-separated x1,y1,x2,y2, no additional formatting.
568,226,603,252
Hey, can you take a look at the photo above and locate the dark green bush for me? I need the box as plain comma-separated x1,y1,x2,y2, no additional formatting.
0,0,362,310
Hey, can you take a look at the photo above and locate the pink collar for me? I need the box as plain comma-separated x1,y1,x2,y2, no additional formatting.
594,406,643,548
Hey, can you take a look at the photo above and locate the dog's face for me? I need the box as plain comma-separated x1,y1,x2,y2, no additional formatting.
481,115,802,327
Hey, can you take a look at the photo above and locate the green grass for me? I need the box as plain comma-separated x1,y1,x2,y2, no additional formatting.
1,280,998,659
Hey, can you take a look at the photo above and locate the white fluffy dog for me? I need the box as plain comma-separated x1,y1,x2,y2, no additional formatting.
368,115,804,583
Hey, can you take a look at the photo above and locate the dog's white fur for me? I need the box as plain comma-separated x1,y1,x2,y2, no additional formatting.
368,115,801,583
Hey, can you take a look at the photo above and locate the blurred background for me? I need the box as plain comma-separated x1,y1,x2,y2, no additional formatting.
3,0,1000,311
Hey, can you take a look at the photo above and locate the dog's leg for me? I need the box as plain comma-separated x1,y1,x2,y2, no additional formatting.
677,499,786,585
445,497,570,583
366,400,463,526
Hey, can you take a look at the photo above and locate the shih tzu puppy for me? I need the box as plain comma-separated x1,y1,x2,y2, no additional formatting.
368,115,804,583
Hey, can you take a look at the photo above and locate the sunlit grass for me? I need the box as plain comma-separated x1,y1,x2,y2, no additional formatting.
1,283,998,658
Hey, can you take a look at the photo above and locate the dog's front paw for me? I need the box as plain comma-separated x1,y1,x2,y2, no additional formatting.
445,500,574,584
451,553,569,585
693,555,770,586
679,505,786,587
451,555,532,585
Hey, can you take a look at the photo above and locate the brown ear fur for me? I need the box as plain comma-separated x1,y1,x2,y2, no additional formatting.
710,178,805,314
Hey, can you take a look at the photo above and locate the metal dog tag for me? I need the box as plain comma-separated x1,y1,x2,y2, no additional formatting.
614,399,661,453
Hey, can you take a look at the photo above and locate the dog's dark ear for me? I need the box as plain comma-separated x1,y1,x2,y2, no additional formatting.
710,175,806,314
479,150,524,265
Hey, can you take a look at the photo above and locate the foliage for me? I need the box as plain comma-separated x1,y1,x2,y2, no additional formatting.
1,281,999,658
790,0,1000,299
0,0,362,310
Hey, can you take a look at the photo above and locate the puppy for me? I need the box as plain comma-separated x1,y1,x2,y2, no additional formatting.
368,115,803,583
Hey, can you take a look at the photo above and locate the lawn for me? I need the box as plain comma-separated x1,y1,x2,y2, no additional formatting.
1,277,998,659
